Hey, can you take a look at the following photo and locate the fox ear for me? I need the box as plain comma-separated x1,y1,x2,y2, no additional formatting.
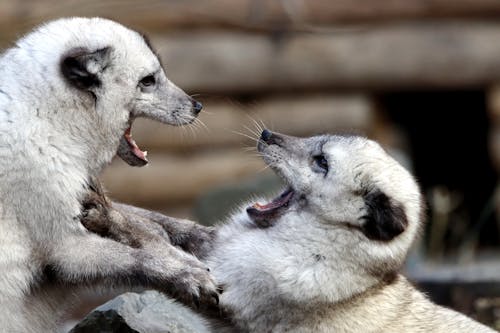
61,47,111,90
361,189,408,241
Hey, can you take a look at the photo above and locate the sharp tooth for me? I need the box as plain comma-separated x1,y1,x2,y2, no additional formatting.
143,151,148,157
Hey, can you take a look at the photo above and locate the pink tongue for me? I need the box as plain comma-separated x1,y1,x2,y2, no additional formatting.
252,191,293,211
253,201,282,211
124,127,147,161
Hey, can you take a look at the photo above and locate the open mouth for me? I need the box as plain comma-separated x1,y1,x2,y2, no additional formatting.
124,126,148,162
246,187,295,227
117,123,149,167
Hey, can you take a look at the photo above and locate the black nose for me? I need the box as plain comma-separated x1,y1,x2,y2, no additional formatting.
192,100,203,114
261,129,273,143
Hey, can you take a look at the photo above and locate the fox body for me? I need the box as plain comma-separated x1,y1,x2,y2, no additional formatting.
0,17,216,332
82,130,495,333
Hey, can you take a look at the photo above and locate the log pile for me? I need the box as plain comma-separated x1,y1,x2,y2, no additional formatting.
0,0,498,215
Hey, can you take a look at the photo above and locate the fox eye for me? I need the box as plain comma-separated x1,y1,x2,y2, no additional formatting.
139,75,156,88
313,154,328,173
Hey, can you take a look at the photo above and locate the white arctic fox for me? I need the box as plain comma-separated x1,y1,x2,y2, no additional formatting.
204,130,494,332
83,130,496,333
0,17,217,332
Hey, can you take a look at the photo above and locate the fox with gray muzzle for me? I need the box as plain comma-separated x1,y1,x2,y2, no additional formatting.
0,17,217,333
82,130,495,332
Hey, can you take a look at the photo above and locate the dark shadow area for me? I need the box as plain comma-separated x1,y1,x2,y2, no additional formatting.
378,90,498,254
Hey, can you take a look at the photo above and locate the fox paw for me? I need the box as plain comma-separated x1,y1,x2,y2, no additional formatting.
171,265,220,308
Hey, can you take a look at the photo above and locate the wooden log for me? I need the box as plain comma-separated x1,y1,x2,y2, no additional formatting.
2,0,500,39
129,94,373,151
154,22,500,93
100,149,267,207
5,17,500,92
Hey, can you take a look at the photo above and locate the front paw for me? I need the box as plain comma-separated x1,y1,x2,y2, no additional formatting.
80,193,111,235
142,246,220,308
170,265,220,309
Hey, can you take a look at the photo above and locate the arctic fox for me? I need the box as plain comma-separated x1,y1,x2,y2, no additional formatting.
0,17,216,332
82,130,495,332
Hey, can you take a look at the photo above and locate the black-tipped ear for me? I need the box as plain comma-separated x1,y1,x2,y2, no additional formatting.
61,47,111,90
361,189,408,241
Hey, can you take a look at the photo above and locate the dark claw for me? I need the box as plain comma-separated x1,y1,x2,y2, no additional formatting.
212,292,219,305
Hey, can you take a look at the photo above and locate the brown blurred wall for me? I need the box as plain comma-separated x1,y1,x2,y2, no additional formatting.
0,0,498,224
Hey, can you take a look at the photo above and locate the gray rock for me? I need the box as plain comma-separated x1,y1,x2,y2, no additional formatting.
69,291,210,333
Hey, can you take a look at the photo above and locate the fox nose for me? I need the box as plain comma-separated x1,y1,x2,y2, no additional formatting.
192,100,203,114
261,129,273,143
261,129,285,146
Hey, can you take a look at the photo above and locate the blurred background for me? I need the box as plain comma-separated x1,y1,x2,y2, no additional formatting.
1,0,499,330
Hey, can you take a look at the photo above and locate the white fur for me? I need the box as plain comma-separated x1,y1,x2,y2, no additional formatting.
0,17,202,332
206,133,494,332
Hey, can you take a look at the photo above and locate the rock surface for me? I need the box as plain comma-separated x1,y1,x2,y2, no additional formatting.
69,291,210,333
